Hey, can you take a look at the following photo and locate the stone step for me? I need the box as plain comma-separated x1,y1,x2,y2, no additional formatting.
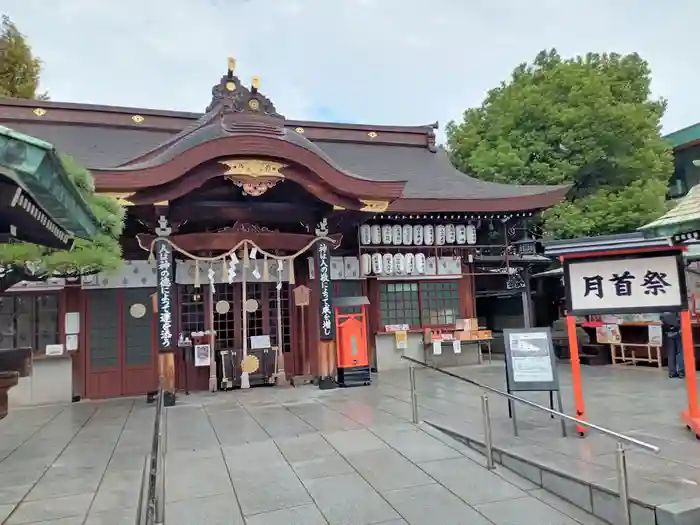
424,420,700,525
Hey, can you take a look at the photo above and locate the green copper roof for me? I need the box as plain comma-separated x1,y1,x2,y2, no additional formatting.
0,126,99,240
639,183,700,238
665,122,700,150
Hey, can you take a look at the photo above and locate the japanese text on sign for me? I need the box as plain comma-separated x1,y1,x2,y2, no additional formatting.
156,240,174,351
565,254,685,315
316,240,335,340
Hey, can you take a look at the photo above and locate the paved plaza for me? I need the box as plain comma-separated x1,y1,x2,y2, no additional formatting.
0,361,697,524
0,367,610,525
401,361,700,510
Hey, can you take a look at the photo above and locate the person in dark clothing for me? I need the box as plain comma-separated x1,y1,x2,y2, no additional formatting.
661,312,684,378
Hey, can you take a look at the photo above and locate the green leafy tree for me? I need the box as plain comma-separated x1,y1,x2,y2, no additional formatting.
446,49,673,239
0,154,125,291
0,15,48,99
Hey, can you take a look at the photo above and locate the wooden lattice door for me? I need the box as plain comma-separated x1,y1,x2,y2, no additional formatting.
213,282,291,388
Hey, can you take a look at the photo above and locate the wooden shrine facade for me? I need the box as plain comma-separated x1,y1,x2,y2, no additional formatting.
0,59,569,399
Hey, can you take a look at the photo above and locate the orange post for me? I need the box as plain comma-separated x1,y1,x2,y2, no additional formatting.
680,310,700,437
566,314,587,435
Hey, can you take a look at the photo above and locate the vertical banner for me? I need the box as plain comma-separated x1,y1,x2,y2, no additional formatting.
155,238,174,352
316,239,335,340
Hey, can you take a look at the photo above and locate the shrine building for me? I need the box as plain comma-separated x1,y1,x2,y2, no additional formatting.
0,60,569,400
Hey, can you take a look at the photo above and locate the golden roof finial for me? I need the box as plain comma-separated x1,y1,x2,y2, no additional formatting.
227,57,236,74
252,76,260,90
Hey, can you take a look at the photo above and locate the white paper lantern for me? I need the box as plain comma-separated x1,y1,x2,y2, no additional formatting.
381,225,393,245
466,224,477,245
405,253,415,274
392,225,403,245
370,225,382,244
435,225,446,246
371,253,383,274
415,253,427,274
413,225,424,245
446,224,456,244
402,224,413,245
361,253,372,276
393,253,405,274
383,253,394,275
423,225,435,245
360,224,372,245
455,224,467,245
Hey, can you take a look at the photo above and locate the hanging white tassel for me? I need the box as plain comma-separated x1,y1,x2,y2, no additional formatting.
249,246,258,260
227,254,237,284
207,263,215,288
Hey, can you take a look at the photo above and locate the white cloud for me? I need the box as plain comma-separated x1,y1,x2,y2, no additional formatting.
3,0,699,139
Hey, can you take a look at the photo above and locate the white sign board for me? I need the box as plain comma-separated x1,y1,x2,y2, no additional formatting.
194,344,211,367
508,332,553,383
565,253,685,315
503,328,559,392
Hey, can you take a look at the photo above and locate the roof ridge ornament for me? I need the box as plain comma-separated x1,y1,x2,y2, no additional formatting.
205,56,284,120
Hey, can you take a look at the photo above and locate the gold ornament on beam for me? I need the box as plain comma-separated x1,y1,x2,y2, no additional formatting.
359,200,390,212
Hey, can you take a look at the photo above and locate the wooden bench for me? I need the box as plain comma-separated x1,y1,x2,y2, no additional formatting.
609,343,662,368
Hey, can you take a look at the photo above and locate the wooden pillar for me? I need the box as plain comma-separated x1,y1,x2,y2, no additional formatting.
459,263,477,318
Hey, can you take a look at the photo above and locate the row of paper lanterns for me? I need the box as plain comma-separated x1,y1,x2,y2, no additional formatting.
361,253,429,276
360,224,477,246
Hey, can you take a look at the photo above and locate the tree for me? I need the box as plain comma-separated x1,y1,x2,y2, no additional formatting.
0,15,48,99
0,154,125,291
446,49,673,239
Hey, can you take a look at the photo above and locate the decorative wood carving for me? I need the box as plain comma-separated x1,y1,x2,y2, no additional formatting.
220,159,287,197
219,159,286,178
98,192,136,206
359,200,390,213
218,222,275,234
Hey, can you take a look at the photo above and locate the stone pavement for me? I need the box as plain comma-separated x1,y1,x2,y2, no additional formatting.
0,378,606,525
0,399,151,524
385,361,700,514
163,382,603,525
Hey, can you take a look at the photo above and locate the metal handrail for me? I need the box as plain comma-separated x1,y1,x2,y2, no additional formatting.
402,356,658,453
136,387,167,525
403,355,658,525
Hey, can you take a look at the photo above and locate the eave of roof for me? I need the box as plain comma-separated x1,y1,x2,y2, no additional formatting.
0,98,570,213
665,122,700,150
639,183,700,238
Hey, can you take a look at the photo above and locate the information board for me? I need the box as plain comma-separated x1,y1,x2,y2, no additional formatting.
503,327,559,392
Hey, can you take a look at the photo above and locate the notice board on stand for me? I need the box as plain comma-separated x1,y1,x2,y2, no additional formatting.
503,327,566,437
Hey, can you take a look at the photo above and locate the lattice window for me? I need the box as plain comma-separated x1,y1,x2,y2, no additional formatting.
246,283,264,338
0,294,59,354
180,284,207,341
212,284,236,350
379,282,420,328
268,284,291,353
420,281,459,326
334,280,364,314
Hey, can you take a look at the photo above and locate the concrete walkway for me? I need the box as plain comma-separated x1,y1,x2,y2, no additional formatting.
0,378,605,525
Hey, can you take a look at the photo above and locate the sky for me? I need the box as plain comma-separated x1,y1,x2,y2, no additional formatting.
3,0,700,141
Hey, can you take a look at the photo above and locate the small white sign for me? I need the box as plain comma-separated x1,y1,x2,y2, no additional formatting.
509,332,553,383
432,340,442,355
194,344,211,367
250,335,271,349
452,340,461,354
45,344,64,356
566,254,683,314
65,334,78,351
